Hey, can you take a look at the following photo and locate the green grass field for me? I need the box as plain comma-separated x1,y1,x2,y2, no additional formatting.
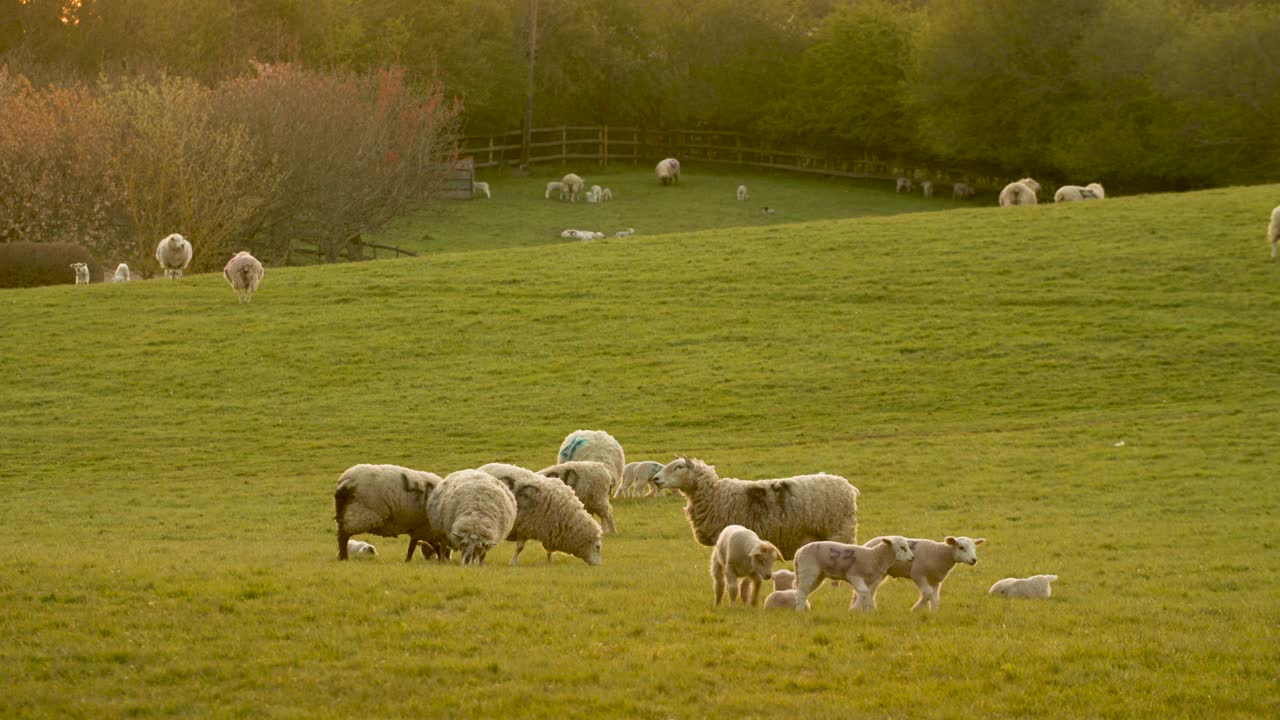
2,173,1278,719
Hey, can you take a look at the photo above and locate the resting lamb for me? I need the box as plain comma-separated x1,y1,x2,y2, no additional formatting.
989,574,1058,599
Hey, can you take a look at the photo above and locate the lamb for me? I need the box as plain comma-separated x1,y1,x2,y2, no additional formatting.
154,233,193,279
656,157,681,185
545,181,565,200
557,429,625,488
472,181,491,199
896,177,914,193
863,535,984,611
478,462,603,565
1054,183,1105,203
426,468,518,566
601,188,613,202
989,574,1058,599
562,173,585,203
112,263,131,283
652,457,859,560
763,569,797,610
737,185,749,201
222,251,264,304
792,537,914,612
710,525,782,607
614,228,636,238
998,178,1040,207
70,262,89,285
952,182,975,199
617,460,663,498
537,461,618,534
921,180,934,198
586,185,603,203
333,464,445,561
346,539,378,558
1270,206,1280,259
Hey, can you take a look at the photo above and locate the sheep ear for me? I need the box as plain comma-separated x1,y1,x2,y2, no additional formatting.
880,538,893,546
974,538,986,545
945,536,958,546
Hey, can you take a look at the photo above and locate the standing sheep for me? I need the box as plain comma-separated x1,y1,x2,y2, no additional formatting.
557,429,625,490
863,535,985,612
426,469,518,566
952,182,975,200
737,185,749,202
652,457,859,560
710,525,781,607
921,180,934,198
617,460,664,498
989,574,1058,599
545,181,565,200
1054,183,1105,203
999,178,1040,207
656,158,681,185
537,461,618,535
112,263,132,283
70,263,90,285
334,464,445,561
562,173,585,203
223,251,264,304
472,181,491,199
154,233,193,279
895,177,914,193
763,569,798,610
478,463,604,565
1267,206,1279,259
586,185,603,203
792,537,914,612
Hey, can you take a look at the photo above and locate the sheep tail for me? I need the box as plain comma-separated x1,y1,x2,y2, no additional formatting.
334,480,355,523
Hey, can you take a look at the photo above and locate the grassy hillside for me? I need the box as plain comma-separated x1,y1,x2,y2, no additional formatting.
1,184,1278,719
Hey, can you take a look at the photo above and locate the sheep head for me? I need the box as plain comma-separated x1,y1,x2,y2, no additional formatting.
652,456,714,492
751,541,781,580
945,536,984,566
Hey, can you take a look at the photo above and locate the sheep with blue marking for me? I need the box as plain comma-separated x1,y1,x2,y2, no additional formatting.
557,429,625,490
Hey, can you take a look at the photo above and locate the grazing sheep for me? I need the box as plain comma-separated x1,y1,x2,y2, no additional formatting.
710,525,782,607
222,251,264,304
472,181,491,199
70,262,89,285
586,185,602,203
737,185,749,201
617,460,664,498
557,429,625,489
656,158,681,185
426,469,518,566
763,569,797,610
998,178,1040,207
562,173,585,203
762,207,776,215
896,177,914,193
478,463,604,566
346,539,378,558
537,461,618,535
154,233,193,279
601,188,613,202
989,574,1058,599
1270,206,1280,259
792,537,914,612
863,535,985,612
614,228,636,238
334,464,445,561
112,263,131,283
545,181,565,200
952,182,975,200
652,457,858,560
1054,183,1105,203
921,180,934,198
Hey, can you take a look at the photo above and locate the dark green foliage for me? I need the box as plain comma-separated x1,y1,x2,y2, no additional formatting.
0,241,98,287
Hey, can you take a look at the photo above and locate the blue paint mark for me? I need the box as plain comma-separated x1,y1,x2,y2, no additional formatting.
559,436,588,462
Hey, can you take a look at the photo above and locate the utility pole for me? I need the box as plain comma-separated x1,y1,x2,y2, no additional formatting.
522,0,538,169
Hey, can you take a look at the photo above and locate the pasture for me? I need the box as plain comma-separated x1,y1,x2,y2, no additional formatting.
1,179,1278,719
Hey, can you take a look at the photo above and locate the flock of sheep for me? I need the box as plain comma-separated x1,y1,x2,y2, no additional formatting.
334,428,1059,612
70,232,265,302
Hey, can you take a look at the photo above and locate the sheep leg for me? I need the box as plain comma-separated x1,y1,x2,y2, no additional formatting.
744,577,761,607
726,570,740,604
793,570,824,612
910,578,937,612
601,510,617,535
337,530,350,560
509,540,526,566
403,539,418,562
849,577,874,611
713,571,726,606
737,577,754,605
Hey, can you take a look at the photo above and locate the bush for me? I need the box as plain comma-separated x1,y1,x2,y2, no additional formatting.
0,242,100,288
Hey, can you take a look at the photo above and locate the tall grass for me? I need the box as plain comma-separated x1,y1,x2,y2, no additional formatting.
1,181,1277,719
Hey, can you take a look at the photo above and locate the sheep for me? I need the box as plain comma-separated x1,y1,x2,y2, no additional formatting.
537,461,618,535
921,180,934,198
737,185,749,201
478,462,604,565
1054,183,1105,203
472,180,491,199
154,233,193,279
601,188,613,202
222,251,264,304
989,574,1058,599
710,525,782,607
112,263,131,283
586,185,603,203
896,177,914,193
426,469,518,566
333,464,445,561
763,569,797,610
617,460,663,498
652,457,858,560
614,228,636,238
557,429,625,489
70,262,89,285
862,535,985,612
545,181,565,200
998,178,1040,207
762,207,776,215
346,539,378,558
952,182,975,200
656,158,681,185
792,537,914,612
1270,206,1280,259
562,173,585,203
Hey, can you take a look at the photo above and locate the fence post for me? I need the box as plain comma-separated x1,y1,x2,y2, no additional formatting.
561,127,567,164
602,125,608,168
488,136,495,167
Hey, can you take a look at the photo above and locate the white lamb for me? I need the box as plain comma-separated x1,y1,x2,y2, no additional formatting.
737,185,749,201
896,177,914,193
545,181,565,200
557,429,625,489
1271,206,1280,259
154,233,193,279
562,173,585,203
1054,183,1105,203
479,462,603,565
710,525,782,607
472,181,491,199
537,461,618,535
346,539,378,558
652,456,858,560
863,535,985,611
952,182,975,200
70,262,89,285
656,158,681,185
921,180,934,198
112,263,131,283
426,469,518,566
614,228,636,238
617,460,663,498
763,569,797,610
334,464,445,561
792,537,914,612
570,230,605,241
601,188,612,202
989,574,1058,599
222,251,264,304
999,178,1040,207
586,185,602,203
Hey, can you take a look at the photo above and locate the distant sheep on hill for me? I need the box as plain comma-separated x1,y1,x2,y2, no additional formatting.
71,262,90,285
1271,206,1280,259
155,233,193,279
1054,183,1105,203
737,185,749,201
223,251,264,303
562,173,585,203
952,183,975,200
896,177,914,193
656,158,681,185
112,263,132,283
999,178,1040,207
921,180,934,198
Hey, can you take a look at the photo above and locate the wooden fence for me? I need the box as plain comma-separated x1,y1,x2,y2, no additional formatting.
457,126,999,189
